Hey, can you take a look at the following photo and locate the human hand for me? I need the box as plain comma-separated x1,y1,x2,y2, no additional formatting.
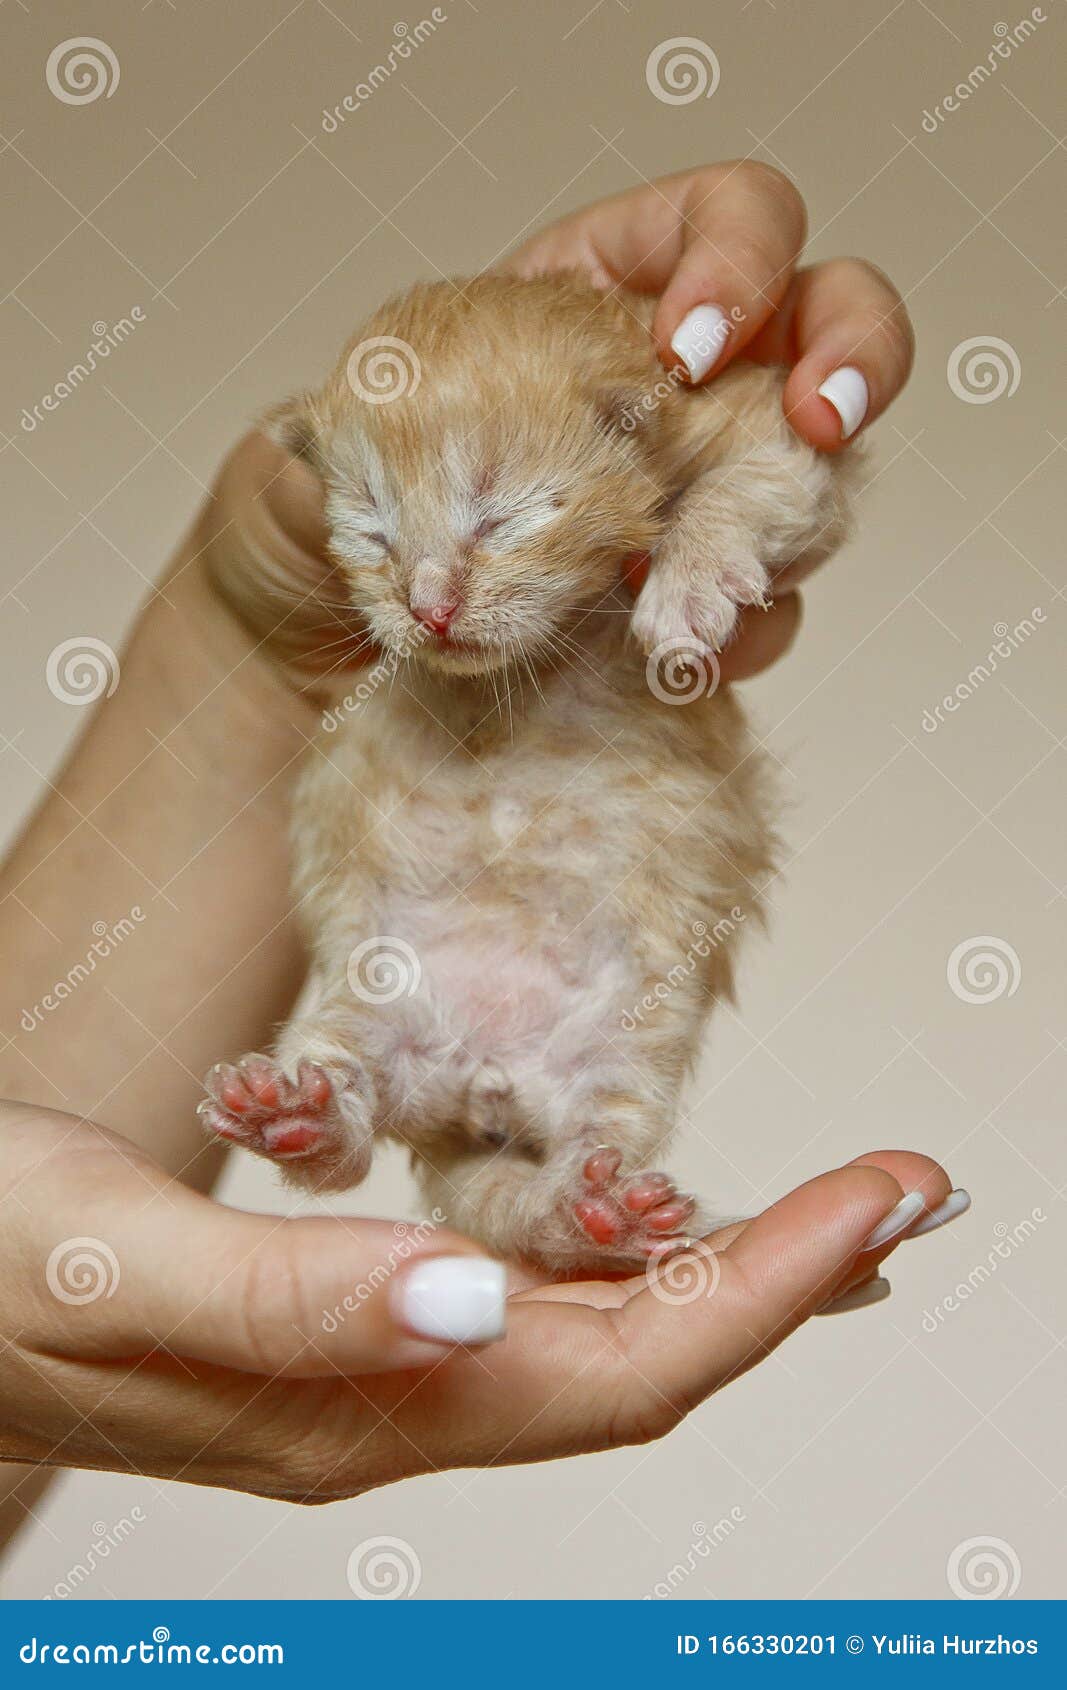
505,160,915,680
202,164,913,690
1,1101,964,1500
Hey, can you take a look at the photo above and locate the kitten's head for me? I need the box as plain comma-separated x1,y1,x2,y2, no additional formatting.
267,275,666,678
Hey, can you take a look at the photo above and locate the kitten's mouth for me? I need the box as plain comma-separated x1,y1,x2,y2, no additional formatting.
402,618,519,678
416,632,496,674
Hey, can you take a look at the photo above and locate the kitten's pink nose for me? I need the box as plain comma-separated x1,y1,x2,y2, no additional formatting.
411,600,459,636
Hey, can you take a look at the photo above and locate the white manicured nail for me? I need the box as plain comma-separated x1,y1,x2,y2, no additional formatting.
395,1256,506,1345
670,305,730,382
817,365,868,439
817,1276,891,1316
862,1190,926,1250
906,1188,972,1239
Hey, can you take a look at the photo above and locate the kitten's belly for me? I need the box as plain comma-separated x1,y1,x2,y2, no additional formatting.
307,676,751,1121
322,731,665,1099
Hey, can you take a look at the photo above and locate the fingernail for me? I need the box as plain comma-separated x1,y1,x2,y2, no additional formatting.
670,305,730,383
817,1276,891,1316
906,1188,972,1239
817,365,868,439
862,1190,926,1251
394,1255,506,1345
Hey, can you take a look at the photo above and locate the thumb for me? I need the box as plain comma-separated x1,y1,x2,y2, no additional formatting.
20,1132,507,1377
197,431,371,678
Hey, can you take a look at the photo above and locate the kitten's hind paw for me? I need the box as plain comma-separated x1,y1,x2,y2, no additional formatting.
198,1053,373,1189
572,1145,699,1262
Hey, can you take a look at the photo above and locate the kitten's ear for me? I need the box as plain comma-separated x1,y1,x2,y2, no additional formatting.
261,391,321,464
594,384,651,440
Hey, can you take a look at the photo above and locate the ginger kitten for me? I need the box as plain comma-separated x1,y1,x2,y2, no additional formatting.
201,272,858,1272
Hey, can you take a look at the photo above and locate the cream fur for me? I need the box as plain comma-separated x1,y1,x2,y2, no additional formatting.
204,272,861,1271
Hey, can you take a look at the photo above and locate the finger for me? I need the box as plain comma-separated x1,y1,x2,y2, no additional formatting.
715,591,803,682
813,1150,957,1313
750,259,914,449
17,1127,507,1377
202,432,372,677
650,162,807,383
503,164,806,383
618,1162,907,1411
134,1206,507,1376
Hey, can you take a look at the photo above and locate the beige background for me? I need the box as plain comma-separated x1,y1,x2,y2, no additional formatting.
1,0,1063,1600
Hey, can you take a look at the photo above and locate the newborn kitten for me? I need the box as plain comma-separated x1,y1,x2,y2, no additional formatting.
201,272,858,1272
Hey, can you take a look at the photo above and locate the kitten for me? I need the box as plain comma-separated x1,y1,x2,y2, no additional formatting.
201,272,858,1272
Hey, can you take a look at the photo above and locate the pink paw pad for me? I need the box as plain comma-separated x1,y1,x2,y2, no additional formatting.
572,1146,696,1258
198,1055,353,1162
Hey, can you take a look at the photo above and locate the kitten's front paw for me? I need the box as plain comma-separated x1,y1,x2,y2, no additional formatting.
571,1145,700,1263
198,1053,372,1188
630,544,769,661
